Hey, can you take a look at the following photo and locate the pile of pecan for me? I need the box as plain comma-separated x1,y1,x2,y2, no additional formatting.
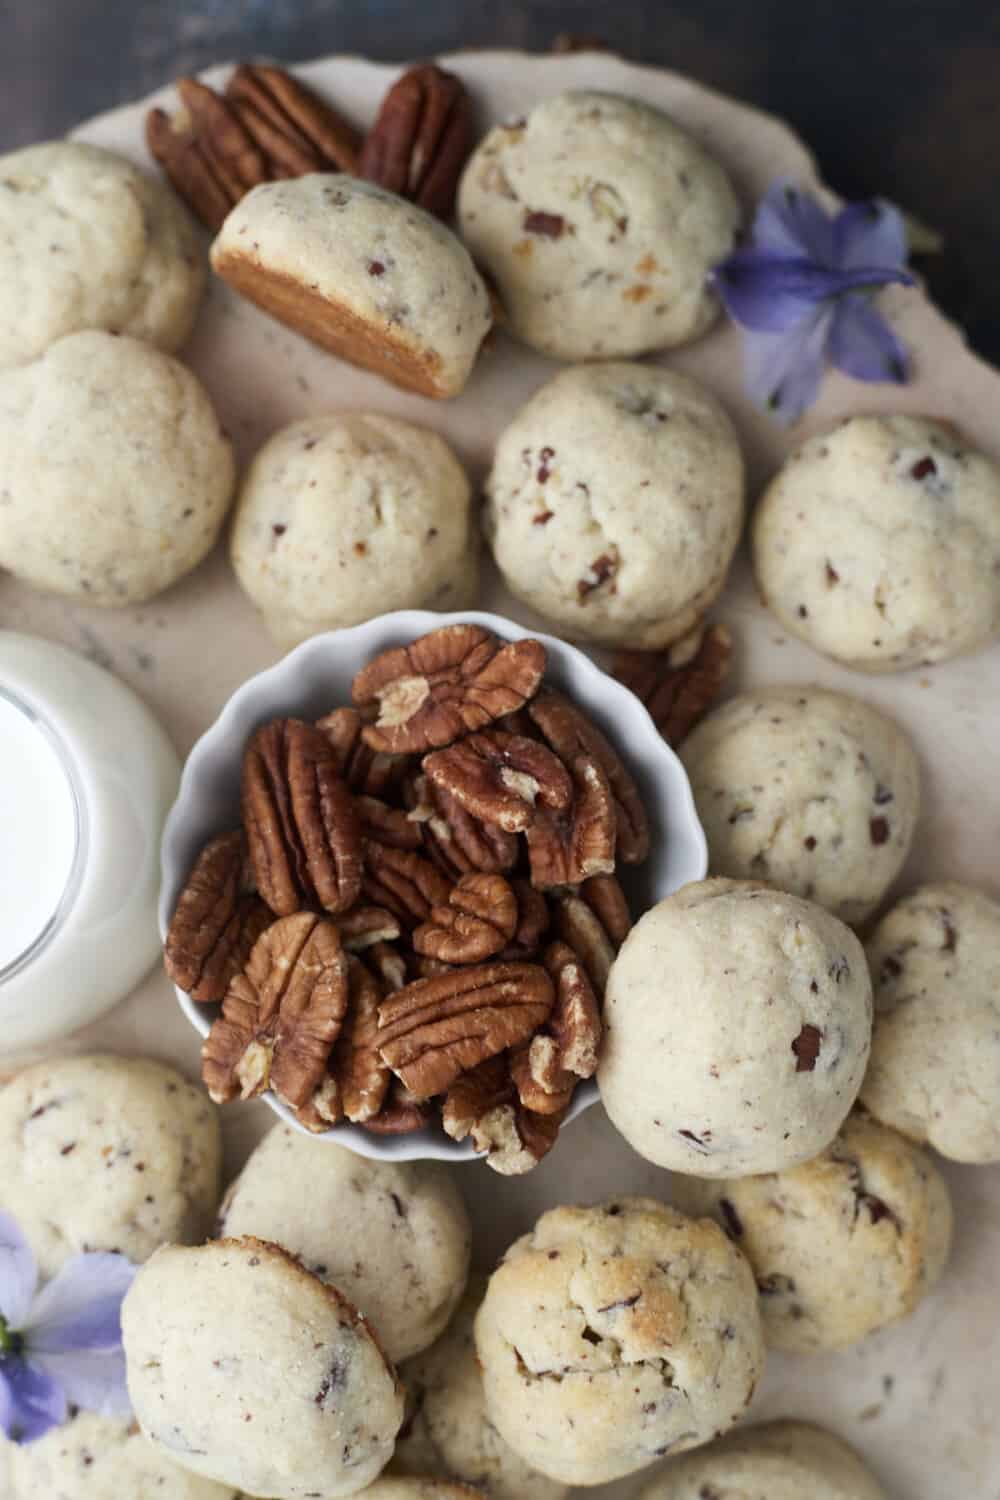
165,623,650,1174
147,61,474,230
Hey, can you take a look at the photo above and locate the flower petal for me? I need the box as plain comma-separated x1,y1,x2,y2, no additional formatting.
26,1253,136,1354
31,1345,132,1420
0,1357,67,1443
743,306,834,423
0,1365,11,1435
0,1212,37,1330
834,199,909,272
753,179,836,263
713,251,910,333
829,293,909,383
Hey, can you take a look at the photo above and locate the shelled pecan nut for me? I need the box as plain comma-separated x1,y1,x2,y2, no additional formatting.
362,842,453,927
366,940,409,992
509,1042,575,1116
164,830,265,1002
529,688,650,863
413,873,518,964
146,65,361,230
423,729,572,833
359,63,474,220
406,774,518,877
443,1054,565,1174
580,873,633,948
499,880,551,961
242,718,363,917
524,753,617,888
226,63,361,176
357,794,423,851
553,891,617,996
201,913,349,1109
298,954,390,1128
537,939,602,1082
362,1080,434,1135
613,622,734,747
316,707,409,797
376,960,554,1098
338,905,402,951
353,624,546,754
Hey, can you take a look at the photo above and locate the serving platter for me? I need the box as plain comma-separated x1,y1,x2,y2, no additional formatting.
3,47,998,1497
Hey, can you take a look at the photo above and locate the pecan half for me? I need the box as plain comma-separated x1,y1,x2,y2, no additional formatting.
525,939,603,1097
242,719,362,916
524,754,617,889
316,707,409,797
201,913,349,1109
165,830,262,1002
225,63,361,176
553,892,616,996
509,1043,574,1116
362,842,453,927
443,1058,564,1174
298,955,390,1128
580,874,632,948
406,774,518,877
366,940,409,992
146,66,360,230
612,623,733,747
359,63,474,221
353,625,546,754
500,879,551,960
413,873,518,964
423,730,572,833
362,1080,434,1135
357,795,423,851
338,905,402,951
528,688,649,864
376,961,554,1098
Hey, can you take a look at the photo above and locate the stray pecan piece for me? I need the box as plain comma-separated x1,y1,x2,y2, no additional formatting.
242,719,362,916
529,688,649,864
423,729,572,833
413,873,518,964
202,913,349,1109
613,623,733,747
353,625,546,754
164,830,264,1002
525,754,617,889
509,1042,575,1116
359,63,474,220
376,961,554,1098
363,842,453,927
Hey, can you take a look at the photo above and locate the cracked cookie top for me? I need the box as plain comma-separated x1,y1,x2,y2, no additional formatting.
472,1196,764,1485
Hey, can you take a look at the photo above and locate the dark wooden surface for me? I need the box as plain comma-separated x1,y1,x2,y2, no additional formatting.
2,1,998,361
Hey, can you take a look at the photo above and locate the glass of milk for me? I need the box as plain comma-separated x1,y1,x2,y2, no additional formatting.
0,632,180,1053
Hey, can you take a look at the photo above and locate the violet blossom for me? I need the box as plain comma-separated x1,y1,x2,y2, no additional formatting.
712,179,915,422
0,1211,135,1444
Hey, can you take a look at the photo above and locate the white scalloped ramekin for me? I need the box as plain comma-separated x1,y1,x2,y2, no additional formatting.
159,609,707,1162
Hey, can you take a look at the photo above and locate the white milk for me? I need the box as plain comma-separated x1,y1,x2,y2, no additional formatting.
0,633,180,1052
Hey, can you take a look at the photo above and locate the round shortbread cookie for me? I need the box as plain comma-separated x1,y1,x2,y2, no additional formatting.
635,1419,888,1500
458,91,740,360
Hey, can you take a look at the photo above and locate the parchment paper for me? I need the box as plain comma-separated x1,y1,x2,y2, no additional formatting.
3,50,998,1497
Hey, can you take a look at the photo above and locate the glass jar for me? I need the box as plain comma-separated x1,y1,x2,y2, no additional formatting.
0,632,180,1053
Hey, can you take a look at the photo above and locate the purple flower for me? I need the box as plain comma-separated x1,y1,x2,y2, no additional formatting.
712,180,915,422
0,1211,135,1444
